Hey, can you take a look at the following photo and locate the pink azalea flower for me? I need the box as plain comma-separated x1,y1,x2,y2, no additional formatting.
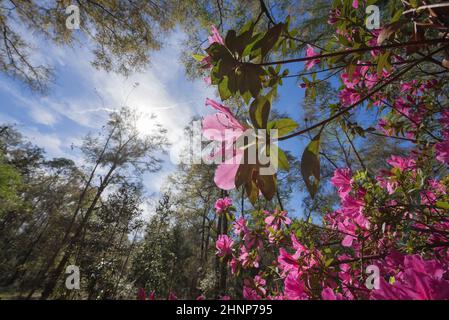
284,273,309,300
215,197,233,213
239,245,260,269
168,292,178,300
331,168,352,200
229,257,239,274
203,76,212,85
371,255,449,300
341,234,356,247
341,64,372,90
233,217,248,237
321,287,344,300
203,99,246,190
435,141,449,164
328,8,341,25
208,25,224,46
421,189,438,206
339,88,360,106
440,110,449,128
393,97,412,118
216,234,234,257
428,179,447,195
387,155,416,171
243,231,263,250
304,45,321,70
378,118,395,136
278,248,300,275
341,195,364,216
401,80,417,93
243,286,262,300
200,26,224,83
137,288,146,300
291,234,308,253
278,234,309,276
352,0,359,9
364,72,378,89
368,29,381,57
242,275,268,299
376,174,398,195
264,209,291,229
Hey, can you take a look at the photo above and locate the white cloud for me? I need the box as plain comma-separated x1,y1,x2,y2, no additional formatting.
1,30,216,196
0,81,60,126
21,127,66,158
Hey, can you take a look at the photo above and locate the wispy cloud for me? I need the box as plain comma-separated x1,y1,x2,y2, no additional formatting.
0,30,214,196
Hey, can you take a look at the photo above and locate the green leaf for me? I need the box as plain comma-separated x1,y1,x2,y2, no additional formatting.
249,93,272,129
377,52,390,77
391,9,404,23
436,201,449,210
217,57,237,79
235,163,255,189
242,91,252,105
218,77,232,100
268,118,298,136
276,147,289,171
245,180,259,206
256,174,277,201
206,43,232,61
377,20,406,45
301,133,321,199
225,30,238,52
252,23,284,58
234,21,255,57
238,63,266,98
192,54,206,62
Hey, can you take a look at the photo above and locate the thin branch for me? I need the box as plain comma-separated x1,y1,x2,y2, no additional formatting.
278,46,447,141
259,0,275,25
257,38,449,66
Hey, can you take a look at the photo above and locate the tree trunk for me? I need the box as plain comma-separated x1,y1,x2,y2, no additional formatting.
39,164,117,299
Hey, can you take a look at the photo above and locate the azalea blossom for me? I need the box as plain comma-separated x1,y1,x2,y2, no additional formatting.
239,245,260,269
376,173,398,195
435,141,449,164
339,88,360,106
201,25,225,83
283,273,309,300
168,292,178,300
321,287,344,300
387,155,416,172
203,98,246,190
208,25,224,46
229,257,239,274
233,217,248,237
378,118,395,136
215,197,233,213
264,209,291,229
137,288,146,300
331,168,352,200
304,45,321,70
328,8,341,24
216,234,234,257
371,255,449,300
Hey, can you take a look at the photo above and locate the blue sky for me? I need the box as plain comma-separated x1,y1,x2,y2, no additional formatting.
0,29,313,217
